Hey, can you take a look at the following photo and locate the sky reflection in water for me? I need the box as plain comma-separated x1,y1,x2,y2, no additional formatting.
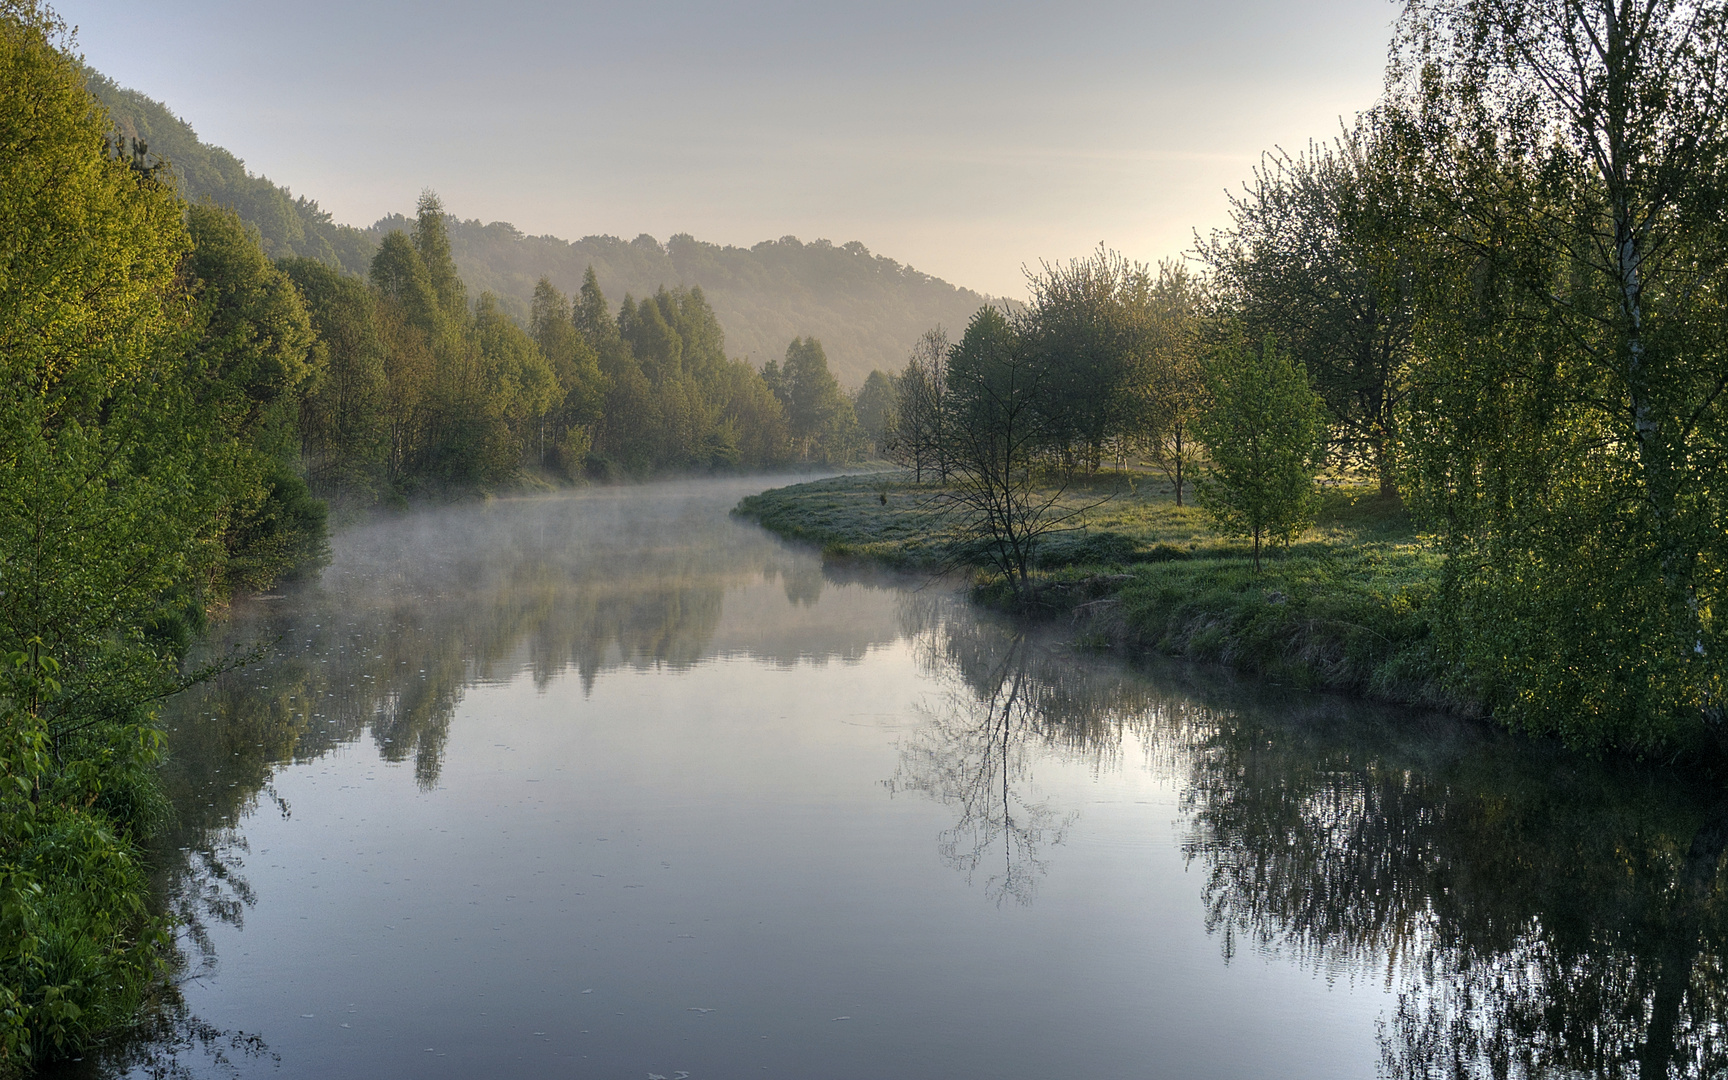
80,477,1728,1079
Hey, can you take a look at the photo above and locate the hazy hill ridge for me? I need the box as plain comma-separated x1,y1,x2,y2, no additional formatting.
88,73,993,386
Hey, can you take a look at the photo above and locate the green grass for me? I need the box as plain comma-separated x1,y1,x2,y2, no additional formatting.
736,470,1462,711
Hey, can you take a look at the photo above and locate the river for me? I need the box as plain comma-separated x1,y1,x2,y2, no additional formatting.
69,476,1728,1078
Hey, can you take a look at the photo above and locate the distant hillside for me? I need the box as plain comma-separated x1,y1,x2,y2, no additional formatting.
415,219,993,383
87,72,992,387
86,70,376,276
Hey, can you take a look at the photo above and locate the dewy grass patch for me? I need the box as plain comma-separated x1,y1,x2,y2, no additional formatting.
738,472,1460,712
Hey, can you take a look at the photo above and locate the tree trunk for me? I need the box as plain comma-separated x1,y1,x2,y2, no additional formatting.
1639,802,1728,1077
1174,427,1185,507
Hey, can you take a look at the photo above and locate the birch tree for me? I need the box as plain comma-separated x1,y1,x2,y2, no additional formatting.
1394,0,1728,752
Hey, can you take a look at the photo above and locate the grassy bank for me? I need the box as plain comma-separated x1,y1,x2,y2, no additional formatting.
736,472,1461,711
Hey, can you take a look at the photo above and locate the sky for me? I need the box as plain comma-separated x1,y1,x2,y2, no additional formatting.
59,0,1398,298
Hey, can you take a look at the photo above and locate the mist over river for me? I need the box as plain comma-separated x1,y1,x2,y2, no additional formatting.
69,477,1728,1079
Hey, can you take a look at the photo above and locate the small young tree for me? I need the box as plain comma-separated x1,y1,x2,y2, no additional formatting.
1194,337,1327,569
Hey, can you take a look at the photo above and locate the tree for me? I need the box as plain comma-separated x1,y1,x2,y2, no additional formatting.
889,327,949,482
1138,262,1207,506
473,292,558,477
940,306,1076,599
368,230,438,489
774,337,860,463
1198,122,1416,497
529,277,604,475
618,290,683,382
281,257,390,499
411,189,464,325
1021,247,1159,471
1193,337,1327,570
183,204,326,590
853,368,897,456
0,2,218,1063
1392,0,1728,754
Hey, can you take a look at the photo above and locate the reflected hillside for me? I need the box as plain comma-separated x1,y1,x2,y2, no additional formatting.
169,480,908,795
893,612,1728,1078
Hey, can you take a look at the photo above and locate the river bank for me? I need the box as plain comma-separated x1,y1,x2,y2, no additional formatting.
735,471,1462,713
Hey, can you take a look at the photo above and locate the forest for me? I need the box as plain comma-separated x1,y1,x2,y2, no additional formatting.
7,0,1728,1071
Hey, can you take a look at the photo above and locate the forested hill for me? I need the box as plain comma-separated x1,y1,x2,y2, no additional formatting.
88,72,993,386
87,70,377,275
418,219,993,385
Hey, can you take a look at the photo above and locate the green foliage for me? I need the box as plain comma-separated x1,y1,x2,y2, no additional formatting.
219,460,330,590
369,230,438,329
530,277,606,478
1392,0,1728,756
887,328,949,482
1137,262,1206,506
1,648,171,1074
1193,337,1327,569
0,4,210,1065
853,369,897,454
1021,247,1160,470
183,203,326,590
770,337,862,464
280,257,390,498
1199,123,1416,494
572,275,791,476
940,306,1079,595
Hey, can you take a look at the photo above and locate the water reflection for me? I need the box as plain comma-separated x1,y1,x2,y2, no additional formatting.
882,603,1728,1077
1169,694,1728,1078
888,631,1074,905
887,602,1176,904
123,480,1728,1078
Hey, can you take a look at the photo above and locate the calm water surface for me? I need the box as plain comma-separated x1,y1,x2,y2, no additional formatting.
82,477,1728,1078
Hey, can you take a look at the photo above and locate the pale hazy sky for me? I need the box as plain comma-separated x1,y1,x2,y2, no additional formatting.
60,0,1396,297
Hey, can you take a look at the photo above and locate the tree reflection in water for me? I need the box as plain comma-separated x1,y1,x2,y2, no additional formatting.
892,605,1728,1078
888,631,1073,905
888,598,1174,904
1172,692,1728,1076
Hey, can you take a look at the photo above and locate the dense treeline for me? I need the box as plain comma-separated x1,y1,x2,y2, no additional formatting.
1201,0,1728,759
290,193,864,496
86,78,991,388
432,223,994,387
